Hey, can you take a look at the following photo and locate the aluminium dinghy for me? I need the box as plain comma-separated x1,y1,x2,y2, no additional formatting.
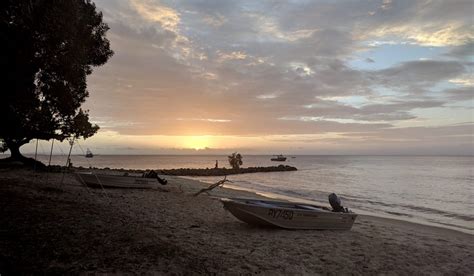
75,172,166,189
221,193,357,230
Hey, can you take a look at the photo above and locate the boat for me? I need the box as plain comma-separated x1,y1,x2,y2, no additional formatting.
271,154,287,161
75,172,160,189
220,195,357,230
85,148,93,158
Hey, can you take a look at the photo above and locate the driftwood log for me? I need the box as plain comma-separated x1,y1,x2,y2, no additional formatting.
193,176,232,196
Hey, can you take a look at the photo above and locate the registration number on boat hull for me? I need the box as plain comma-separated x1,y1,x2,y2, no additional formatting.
268,209,294,220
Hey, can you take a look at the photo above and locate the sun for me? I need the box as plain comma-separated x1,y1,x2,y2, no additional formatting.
182,136,211,150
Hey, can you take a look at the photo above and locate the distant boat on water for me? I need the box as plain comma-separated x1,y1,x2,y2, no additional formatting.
271,154,287,161
85,149,94,158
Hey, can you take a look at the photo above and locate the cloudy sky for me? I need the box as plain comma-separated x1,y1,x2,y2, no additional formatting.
25,0,473,155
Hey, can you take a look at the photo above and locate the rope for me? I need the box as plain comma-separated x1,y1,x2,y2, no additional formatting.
56,143,67,156
75,140,110,200
33,139,39,172
59,138,75,188
94,173,110,199
75,140,94,169
75,173,92,195
44,139,55,185
47,140,54,167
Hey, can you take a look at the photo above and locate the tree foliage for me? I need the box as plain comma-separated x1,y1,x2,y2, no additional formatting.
0,139,8,153
228,152,243,169
0,0,113,162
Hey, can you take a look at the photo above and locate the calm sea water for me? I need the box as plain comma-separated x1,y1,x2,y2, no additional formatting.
29,154,473,234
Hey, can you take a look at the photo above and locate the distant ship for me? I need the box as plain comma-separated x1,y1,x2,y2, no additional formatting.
271,154,287,161
85,149,94,158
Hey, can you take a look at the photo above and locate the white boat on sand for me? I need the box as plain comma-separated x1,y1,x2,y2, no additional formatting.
221,196,357,230
75,172,161,189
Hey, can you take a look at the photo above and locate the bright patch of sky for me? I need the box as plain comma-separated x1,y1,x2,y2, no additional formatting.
318,96,370,108
370,86,402,98
429,80,460,93
350,44,447,70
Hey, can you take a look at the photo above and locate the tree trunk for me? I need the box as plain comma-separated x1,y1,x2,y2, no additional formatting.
7,141,23,160
1,139,46,170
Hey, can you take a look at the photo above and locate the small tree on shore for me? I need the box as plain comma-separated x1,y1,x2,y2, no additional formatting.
0,0,113,167
228,152,243,169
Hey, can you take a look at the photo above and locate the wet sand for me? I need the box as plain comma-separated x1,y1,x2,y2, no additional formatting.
0,168,472,274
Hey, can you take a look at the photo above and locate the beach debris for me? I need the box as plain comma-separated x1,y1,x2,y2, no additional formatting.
143,170,168,185
193,176,232,196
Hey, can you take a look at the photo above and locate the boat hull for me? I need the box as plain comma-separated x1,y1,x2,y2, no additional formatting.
221,198,357,230
75,173,158,189
270,158,286,161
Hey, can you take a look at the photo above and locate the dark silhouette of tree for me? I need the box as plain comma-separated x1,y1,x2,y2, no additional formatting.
228,152,243,169
0,0,113,166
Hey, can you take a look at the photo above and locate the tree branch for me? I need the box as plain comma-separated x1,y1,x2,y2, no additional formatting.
193,176,232,197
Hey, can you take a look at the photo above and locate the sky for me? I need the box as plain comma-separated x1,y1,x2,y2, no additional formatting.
21,0,474,155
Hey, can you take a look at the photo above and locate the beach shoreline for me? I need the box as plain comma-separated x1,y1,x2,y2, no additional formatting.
207,182,474,236
1,167,473,274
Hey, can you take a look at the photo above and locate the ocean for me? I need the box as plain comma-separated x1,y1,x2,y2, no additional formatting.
27,154,473,234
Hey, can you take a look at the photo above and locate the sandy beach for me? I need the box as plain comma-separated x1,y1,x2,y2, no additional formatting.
0,168,472,275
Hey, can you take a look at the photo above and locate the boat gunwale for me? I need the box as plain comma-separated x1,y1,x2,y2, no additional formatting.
222,198,357,217
74,172,159,189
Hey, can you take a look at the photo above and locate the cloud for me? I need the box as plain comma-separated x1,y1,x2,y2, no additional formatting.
368,23,473,47
202,13,227,27
343,123,474,142
445,41,474,58
83,0,472,153
252,14,318,42
375,60,467,89
443,87,474,102
449,78,474,87
216,50,247,62
359,0,474,47
108,22,177,48
129,0,180,32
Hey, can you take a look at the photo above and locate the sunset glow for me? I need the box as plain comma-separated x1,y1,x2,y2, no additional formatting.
181,136,212,150
3,2,473,273
19,0,474,155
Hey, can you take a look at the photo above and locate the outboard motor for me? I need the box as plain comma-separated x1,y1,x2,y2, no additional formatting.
328,193,345,212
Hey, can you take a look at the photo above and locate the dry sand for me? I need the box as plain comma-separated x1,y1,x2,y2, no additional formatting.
0,168,473,275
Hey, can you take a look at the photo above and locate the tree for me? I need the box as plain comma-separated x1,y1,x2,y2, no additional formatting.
0,0,113,165
0,139,7,153
228,152,243,169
